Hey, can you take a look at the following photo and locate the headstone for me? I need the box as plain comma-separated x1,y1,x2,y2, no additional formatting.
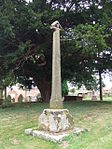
92,95,97,101
18,94,23,103
7,95,12,102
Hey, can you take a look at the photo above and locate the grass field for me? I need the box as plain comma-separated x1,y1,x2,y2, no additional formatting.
0,100,112,149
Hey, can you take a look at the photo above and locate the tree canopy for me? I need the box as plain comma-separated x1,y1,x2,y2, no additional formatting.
0,0,112,101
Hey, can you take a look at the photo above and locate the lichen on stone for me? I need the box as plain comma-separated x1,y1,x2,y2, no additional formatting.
38,109,74,133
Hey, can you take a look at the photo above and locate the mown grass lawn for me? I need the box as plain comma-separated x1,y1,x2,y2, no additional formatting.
0,100,112,149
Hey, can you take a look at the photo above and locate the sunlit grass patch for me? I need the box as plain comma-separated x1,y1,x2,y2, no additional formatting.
0,101,112,149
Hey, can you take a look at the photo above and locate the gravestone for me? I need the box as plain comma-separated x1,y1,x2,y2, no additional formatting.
92,95,97,101
7,95,12,102
12,98,15,103
18,94,23,103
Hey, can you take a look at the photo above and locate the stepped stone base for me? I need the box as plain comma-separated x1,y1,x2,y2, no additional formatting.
24,109,87,142
38,109,74,133
25,129,70,143
25,127,85,143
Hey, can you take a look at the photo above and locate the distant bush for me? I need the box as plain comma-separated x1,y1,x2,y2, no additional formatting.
62,81,69,97
2,95,12,108
37,93,43,102
37,93,41,98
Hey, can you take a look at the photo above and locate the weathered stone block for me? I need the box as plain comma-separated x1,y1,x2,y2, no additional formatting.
38,109,74,133
25,126,87,143
73,127,84,134
25,128,33,135
32,130,69,143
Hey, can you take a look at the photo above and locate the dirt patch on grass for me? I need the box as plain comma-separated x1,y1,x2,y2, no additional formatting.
60,141,69,149
11,136,20,145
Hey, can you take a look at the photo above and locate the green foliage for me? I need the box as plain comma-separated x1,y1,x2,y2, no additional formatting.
36,93,43,102
0,0,112,99
62,81,69,97
74,24,107,56
2,95,12,108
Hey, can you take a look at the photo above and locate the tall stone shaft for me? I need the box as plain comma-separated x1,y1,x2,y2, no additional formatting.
38,21,74,133
50,21,63,109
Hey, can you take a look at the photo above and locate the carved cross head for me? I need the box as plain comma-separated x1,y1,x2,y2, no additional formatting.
51,20,62,30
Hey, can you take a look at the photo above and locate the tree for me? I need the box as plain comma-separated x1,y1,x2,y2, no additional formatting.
0,0,112,101
62,81,69,97
72,23,112,100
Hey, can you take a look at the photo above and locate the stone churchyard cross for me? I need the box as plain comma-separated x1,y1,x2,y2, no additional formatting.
25,21,75,142
38,21,74,133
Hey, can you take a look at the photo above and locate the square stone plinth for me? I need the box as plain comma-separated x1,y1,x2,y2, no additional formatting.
25,109,87,142
25,129,70,143
25,127,85,143
33,130,69,143
38,109,74,133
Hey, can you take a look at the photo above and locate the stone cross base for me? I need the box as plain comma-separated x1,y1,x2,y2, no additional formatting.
25,129,70,143
25,127,85,143
38,109,74,133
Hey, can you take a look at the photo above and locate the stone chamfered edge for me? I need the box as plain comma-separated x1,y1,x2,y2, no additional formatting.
25,109,87,143
25,127,86,143
38,109,74,133
25,129,70,143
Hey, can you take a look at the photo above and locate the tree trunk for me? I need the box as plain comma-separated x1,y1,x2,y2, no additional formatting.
0,89,3,99
0,89,3,105
33,78,51,102
99,70,103,101
4,87,7,100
